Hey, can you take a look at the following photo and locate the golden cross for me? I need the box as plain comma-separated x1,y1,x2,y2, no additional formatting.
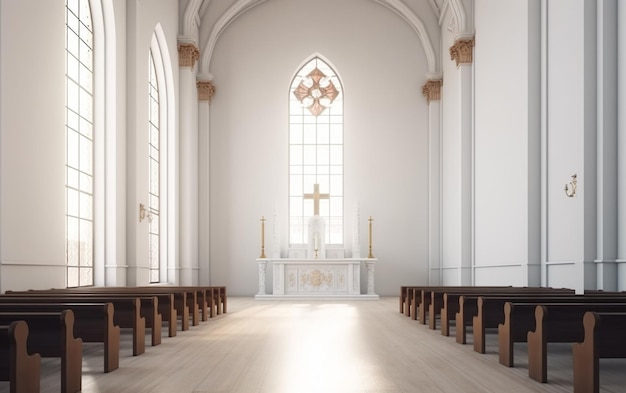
303,183,330,216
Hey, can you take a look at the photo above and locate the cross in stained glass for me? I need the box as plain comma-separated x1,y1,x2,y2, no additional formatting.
303,183,330,216
293,67,339,116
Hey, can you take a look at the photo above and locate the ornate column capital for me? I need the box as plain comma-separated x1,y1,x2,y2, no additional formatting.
178,43,200,68
422,79,443,103
449,38,475,67
197,80,216,103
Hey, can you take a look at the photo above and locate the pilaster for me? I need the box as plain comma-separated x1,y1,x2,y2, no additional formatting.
179,42,200,285
197,77,214,285
423,78,442,285
449,37,474,286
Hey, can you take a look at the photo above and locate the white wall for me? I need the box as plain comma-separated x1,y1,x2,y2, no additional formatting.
207,0,432,296
0,0,66,290
544,0,597,292
472,0,541,286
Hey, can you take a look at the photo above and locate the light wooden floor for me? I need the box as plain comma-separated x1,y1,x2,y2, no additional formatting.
4,297,626,393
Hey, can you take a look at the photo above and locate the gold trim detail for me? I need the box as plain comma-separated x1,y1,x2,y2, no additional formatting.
197,80,216,102
422,79,442,103
449,38,474,67
178,43,200,68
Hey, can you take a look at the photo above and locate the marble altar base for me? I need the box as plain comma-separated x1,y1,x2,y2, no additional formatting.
255,258,379,300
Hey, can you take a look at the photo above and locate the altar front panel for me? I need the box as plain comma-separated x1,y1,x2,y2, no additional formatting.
273,260,361,296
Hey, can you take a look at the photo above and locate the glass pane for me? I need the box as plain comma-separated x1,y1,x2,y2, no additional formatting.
80,116,93,139
330,197,343,216
317,165,329,175
319,199,330,217
80,63,93,93
67,109,79,132
290,175,302,196
80,267,93,286
79,172,92,193
79,135,93,175
67,79,79,113
303,124,316,144
290,197,303,217
80,88,93,119
317,124,330,144
317,175,329,192
289,124,303,144
330,124,343,144
67,167,79,189
67,188,79,217
330,145,343,165
303,165,316,175
330,175,343,196
79,191,92,220
67,54,79,82
67,267,79,287
289,165,302,175
289,145,302,166
303,145,316,166
67,217,79,265
317,145,329,165
80,221,93,267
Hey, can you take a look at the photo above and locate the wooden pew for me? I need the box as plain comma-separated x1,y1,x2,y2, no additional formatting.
418,286,514,324
0,304,119,373
0,297,147,355
433,287,574,332
9,289,179,338
470,294,626,354
400,286,420,315
497,302,626,382
573,312,626,393
0,320,41,393
1,293,162,345
0,310,82,393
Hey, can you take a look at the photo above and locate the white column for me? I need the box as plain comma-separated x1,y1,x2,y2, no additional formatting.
197,77,214,285
178,42,199,286
595,0,618,290
424,79,442,285
617,0,626,289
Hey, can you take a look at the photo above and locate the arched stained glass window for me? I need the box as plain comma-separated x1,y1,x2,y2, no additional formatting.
289,57,343,246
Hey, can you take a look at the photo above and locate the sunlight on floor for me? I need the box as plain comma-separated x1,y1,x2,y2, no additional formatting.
264,303,370,393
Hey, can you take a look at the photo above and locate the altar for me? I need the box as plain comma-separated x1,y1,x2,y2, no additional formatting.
255,258,379,300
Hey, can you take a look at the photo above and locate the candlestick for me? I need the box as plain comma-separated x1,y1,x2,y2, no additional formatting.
260,216,266,258
368,216,374,258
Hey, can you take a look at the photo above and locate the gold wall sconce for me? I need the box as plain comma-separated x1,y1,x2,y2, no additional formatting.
564,174,577,197
139,203,153,222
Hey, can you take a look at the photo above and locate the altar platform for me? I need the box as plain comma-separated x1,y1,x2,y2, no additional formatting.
255,258,379,300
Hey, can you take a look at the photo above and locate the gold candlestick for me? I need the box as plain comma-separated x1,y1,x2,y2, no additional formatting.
259,216,267,258
368,216,374,258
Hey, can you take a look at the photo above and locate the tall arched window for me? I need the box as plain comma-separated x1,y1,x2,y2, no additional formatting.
65,0,94,287
148,49,161,283
289,57,344,246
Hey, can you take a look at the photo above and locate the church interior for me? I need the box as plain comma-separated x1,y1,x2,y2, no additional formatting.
1,0,626,392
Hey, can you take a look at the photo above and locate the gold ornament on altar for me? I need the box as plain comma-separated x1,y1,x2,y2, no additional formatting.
259,216,266,258
368,216,375,259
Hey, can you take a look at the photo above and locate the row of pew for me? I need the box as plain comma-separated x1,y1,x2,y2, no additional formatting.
0,285,227,393
399,285,626,393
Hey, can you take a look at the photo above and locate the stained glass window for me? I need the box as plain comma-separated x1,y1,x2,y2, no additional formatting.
289,57,343,245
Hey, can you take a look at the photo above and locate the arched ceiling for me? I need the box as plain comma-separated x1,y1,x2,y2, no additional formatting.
186,0,456,80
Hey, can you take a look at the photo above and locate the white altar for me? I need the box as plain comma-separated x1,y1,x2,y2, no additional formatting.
255,258,379,300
